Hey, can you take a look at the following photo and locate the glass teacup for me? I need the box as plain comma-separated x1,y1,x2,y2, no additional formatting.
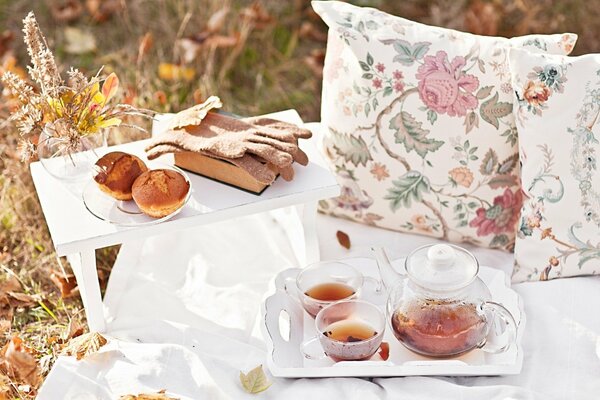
301,300,385,361
286,261,378,317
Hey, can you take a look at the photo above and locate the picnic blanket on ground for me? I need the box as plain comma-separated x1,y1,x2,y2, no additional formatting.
38,213,600,399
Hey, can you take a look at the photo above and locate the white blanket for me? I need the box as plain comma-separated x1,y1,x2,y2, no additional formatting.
39,213,600,399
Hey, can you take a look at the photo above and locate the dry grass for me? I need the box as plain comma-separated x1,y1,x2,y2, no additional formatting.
0,0,597,397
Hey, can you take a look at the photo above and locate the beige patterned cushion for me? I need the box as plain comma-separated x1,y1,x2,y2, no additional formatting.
313,1,576,251
509,49,600,281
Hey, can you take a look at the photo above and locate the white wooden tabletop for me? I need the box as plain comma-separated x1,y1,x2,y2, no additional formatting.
30,110,339,256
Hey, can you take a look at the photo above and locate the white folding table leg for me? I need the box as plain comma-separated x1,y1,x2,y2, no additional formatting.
66,249,106,333
271,201,320,266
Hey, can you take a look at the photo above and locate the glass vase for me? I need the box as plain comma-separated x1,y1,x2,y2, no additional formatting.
37,124,107,181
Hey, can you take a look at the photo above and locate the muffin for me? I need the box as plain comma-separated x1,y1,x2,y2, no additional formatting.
93,152,148,200
132,169,190,218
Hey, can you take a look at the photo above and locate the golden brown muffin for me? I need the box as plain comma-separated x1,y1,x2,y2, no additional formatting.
93,152,149,200
132,169,190,218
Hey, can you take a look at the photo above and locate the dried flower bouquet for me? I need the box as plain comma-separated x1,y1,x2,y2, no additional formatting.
1,12,151,163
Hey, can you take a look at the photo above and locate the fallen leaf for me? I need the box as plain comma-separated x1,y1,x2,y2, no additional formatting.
464,0,500,36
336,230,351,249
205,34,238,48
61,332,107,360
6,292,36,308
0,320,10,336
299,21,327,42
192,88,203,104
206,7,229,33
123,84,137,105
166,96,222,130
63,27,97,54
239,365,271,394
154,90,167,106
158,63,195,82
64,319,84,341
119,389,179,400
137,32,153,64
304,48,325,78
175,38,202,64
240,1,273,29
0,336,41,387
0,373,10,399
50,0,84,23
86,0,122,22
378,342,390,361
49,270,78,299
0,30,14,59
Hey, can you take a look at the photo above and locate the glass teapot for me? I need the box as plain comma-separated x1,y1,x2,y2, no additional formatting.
372,244,517,358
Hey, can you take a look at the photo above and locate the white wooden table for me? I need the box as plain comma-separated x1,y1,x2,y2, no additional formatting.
30,110,339,332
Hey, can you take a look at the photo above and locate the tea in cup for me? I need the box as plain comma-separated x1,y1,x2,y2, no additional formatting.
301,300,385,361
287,261,378,317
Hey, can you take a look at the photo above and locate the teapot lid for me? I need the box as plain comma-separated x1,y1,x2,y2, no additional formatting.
405,244,478,291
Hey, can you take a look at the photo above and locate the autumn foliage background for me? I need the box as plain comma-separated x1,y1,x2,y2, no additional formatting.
0,0,596,397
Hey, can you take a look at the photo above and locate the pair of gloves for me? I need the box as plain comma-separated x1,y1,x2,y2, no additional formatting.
145,96,312,184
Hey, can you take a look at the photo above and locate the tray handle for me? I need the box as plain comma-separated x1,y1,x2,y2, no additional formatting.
264,292,305,367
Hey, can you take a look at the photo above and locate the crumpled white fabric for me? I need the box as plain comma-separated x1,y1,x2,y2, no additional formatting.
38,213,600,399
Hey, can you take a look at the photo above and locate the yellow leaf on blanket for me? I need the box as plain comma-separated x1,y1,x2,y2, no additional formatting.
61,332,107,360
239,364,271,394
119,389,179,400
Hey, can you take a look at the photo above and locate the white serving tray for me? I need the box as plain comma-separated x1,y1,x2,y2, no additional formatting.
261,257,525,378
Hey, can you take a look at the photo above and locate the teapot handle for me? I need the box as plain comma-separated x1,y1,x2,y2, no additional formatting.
479,301,517,354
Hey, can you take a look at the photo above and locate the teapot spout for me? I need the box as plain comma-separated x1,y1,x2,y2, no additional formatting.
371,246,402,291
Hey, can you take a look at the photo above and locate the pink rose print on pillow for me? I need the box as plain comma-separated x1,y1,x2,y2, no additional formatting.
416,51,479,117
469,188,522,236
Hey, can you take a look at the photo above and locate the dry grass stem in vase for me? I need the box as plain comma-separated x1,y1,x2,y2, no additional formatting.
1,11,153,180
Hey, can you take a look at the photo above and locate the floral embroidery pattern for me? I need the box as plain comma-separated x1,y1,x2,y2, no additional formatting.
515,63,568,115
416,51,479,117
314,1,576,250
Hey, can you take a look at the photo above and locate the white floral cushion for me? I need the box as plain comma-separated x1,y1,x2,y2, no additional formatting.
509,49,600,281
313,1,576,251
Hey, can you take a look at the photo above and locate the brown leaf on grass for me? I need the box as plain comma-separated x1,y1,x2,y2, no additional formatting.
137,32,154,64
0,320,9,335
85,0,122,23
299,21,327,42
304,48,325,78
239,365,271,394
61,332,107,360
50,270,78,299
50,0,84,23
336,230,351,250
205,34,238,48
0,373,10,399
240,1,273,29
0,276,36,322
119,389,179,400
0,30,14,59
154,90,167,106
0,336,41,387
464,0,500,36
378,342,390,361
64,319,84,341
